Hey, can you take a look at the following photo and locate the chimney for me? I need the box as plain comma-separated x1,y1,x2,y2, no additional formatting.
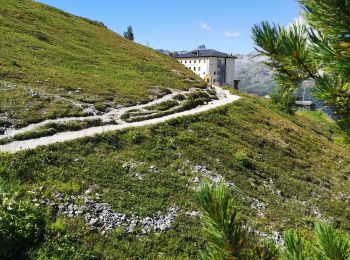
234,80,240,90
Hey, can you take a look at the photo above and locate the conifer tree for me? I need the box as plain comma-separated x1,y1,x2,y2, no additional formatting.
123,25,134,41
196,181,350,259
301,0,350,140
252,1,350,138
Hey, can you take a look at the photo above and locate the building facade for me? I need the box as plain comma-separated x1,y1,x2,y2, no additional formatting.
174,47,237,86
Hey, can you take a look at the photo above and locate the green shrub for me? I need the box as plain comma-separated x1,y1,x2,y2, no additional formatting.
196,181,350,259
195,181,279,259
102,133,122,149
148,100,178,111
126,129,145,144
173,94,186,101
0,185,45,259
159,88,172,96
0,119,10,128
233,151,254,169
94,102,107,112
121,112,131,120
271,89,297,115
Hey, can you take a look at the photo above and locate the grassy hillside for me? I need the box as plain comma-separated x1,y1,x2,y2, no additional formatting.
0,0,203,127
1,91,349,258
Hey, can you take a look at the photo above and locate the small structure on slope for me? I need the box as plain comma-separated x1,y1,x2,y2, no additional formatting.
295,100,316,111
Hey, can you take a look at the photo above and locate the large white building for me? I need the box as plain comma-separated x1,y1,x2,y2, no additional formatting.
174,47,237,87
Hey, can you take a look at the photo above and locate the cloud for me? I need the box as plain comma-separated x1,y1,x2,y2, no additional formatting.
200,22,212,31
224,31,241,38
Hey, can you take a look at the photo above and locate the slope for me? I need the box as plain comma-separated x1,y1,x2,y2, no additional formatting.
0,0,204,128
1,91,349,258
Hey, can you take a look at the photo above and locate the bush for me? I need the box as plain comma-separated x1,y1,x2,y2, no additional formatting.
159,88,172,96
94,102,107,112
126,129,145,144
233,151,254,169
271,90,297,115
196,181,350,259
195,181,279,259
0,185,45,259
120,112,130,120
173,94,186,101
148,100,178,111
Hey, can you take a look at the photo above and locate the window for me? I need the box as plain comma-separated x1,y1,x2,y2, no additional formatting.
194,67,196,71
198,67,201,71
203,72,205,75
194,60,196,63
213,79,216,83
185,61,187,64
189,60,191,63
213,71,216,75
199,60,201,63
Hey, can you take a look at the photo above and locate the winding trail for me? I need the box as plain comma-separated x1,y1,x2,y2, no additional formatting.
0,87,240,153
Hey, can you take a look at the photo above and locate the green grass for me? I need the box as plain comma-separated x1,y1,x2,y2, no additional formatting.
297,110,348,144
1,92,349,258
1,1,349,258
0,119,105,145
0,82,86,128
0,0,204,127
146,99,179,111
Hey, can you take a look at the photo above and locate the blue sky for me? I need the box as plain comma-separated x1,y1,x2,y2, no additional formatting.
36,0,302,54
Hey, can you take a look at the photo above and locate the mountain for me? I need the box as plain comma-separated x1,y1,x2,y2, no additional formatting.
235,53,325,109
235,53,275,96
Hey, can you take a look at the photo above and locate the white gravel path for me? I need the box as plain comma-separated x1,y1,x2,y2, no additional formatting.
0,87,240,153
0,90,183,139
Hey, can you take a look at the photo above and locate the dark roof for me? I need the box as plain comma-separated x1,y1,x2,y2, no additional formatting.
174,49,237,59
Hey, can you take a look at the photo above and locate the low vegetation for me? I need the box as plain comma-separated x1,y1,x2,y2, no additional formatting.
146,100,179,112
0,119,105,145
0,0,205,127
252,0,350,140
0,92,349,258
121,90,215,123
0,182,46,259
196,181,350,259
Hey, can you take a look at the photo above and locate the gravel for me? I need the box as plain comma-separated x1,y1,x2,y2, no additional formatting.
35,187,180,234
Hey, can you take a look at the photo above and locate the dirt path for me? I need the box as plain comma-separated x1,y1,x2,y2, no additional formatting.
0,87,240,153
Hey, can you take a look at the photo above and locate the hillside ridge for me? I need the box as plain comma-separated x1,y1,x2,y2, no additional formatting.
0,0,204,129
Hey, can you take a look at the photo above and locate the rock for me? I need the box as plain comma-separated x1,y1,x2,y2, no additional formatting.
89,218,99,226
44,187,179,234
186,211,200,217
135,173,144,180
149,165,157,172
67,204,74,212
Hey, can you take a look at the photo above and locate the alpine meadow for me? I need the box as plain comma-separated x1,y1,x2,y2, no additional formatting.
0,0,349,259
